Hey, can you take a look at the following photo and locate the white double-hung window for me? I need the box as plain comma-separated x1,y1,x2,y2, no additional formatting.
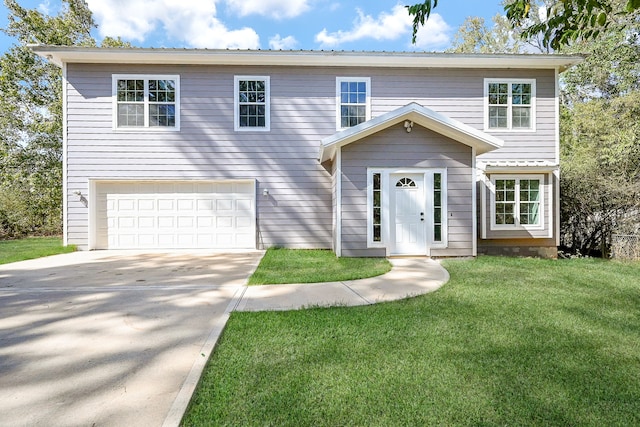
491,175,543,230
336,77,371,130
234,76,270,131
485,79,535,131
113,75,180,130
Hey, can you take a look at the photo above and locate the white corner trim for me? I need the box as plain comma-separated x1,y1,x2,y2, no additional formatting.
554,68,560,165
335,149,342,257
554,169,561,245
62,63,68,247
472,148,477,256
88,180,97,250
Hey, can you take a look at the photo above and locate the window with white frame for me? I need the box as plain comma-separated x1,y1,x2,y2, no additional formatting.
113,75,179,130
491,175,543,229
337,77,370,129
485,79,535,131
433,172,443,242
235,76,270,131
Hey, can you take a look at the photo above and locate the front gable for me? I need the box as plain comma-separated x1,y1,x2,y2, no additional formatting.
319,103,504,163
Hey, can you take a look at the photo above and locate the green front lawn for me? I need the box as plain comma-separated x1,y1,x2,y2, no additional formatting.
183,256,640,426
247,247,391,285
0,237,75,265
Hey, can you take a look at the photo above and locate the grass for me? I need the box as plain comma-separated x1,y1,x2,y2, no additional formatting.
0,236,75,265
247,247,392,285
182,256,640,426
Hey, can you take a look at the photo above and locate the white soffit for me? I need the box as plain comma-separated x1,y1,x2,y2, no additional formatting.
479,160,559,173
29,45,583,71
319,103,504,163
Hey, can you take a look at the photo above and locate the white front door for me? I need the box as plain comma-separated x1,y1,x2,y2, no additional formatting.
391,173,426,255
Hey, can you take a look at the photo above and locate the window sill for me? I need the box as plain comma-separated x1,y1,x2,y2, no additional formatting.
113,127,180,132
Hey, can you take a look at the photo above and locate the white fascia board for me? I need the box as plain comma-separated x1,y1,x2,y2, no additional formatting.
319,103,503,162
29,45,584,71
480,162,559,174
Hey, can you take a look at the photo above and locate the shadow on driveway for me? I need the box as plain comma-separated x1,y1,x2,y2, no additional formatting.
0,250,263,427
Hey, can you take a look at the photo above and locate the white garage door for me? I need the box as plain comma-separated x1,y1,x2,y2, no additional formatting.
94,181,256,249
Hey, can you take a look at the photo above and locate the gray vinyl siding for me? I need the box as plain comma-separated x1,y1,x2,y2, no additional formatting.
65,62,557,251
341,123,474,257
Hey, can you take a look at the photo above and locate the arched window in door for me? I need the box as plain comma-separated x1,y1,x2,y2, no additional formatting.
395,177,416,188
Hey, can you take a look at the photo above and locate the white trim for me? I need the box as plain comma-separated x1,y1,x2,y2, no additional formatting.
234,75,271,132
366,169,385,248
320,103,503,162
484,78,536,132
62,63,68,247
31,46,584,71
480,171,488,240
88,179,97,250
336,77,371,131
89,179,257,250
471,148,477,256
431,168,448,250
489,174,545,231
335,150,342,256
111,74,180,131
366,167,448,255
553,169,560,245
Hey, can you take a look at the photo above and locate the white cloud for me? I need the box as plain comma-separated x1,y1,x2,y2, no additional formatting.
37,1,51,15
315,5,410,46
314,4,450,49
413,13,451,50
225,0,311,19
269,34,298,50
86,0,260,49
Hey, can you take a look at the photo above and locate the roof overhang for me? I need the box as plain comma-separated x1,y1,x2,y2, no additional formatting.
29,45,583,72
319,103,504,163
478,160,559,173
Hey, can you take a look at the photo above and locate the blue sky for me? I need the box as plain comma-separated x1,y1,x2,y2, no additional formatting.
0,1,505,52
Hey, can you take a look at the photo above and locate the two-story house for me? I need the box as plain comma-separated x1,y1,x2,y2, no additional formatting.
33,46,581,258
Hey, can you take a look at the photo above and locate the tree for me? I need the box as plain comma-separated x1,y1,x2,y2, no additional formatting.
0,0,127,238
447,14,527,54
560,91,640,255
407,0,640,49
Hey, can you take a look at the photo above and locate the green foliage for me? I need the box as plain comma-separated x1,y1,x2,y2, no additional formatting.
561,28,640,101
406,0,438,44
408,1,639,49
0,0,95,238
505,0,639,49
183,257,640,426
0,1,128,238
248,248,391,285
560,91,640,254
447,14,528,54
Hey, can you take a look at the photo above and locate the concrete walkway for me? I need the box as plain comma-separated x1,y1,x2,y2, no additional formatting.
235,257,449,312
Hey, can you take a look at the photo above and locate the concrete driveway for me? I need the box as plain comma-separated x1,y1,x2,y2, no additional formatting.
0,250,263,427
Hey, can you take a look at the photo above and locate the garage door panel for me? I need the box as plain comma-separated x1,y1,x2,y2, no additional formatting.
96,180,256,249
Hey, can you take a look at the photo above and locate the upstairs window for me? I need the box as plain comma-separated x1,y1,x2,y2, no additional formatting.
336,77,371,129
235,76,270,131
485,79,535,131
113,75,179,130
